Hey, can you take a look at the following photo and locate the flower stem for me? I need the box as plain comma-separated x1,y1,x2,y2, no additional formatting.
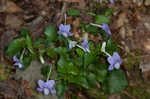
39,55,45,64
103,51,111,57
20,48,25,61
90,23,102,28
76,44,85,51
47,64,52,81
64,13,67,25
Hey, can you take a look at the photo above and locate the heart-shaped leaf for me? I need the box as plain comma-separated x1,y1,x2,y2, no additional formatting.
102,69,128,94
6,37,25,57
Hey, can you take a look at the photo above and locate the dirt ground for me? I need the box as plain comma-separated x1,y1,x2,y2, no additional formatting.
0,0,150,99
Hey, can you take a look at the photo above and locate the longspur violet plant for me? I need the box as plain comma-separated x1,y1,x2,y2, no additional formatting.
81,39,90,53
101,42,122,70
110,0,115,4
13,56,23,68
69,40,77,49
37,65,56,95
69,39,90,53
90,23,111,36
37,80,56,95
58,24,72,38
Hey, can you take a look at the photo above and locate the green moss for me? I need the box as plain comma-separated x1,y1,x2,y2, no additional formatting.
0,62,13,80
86,88,108,99
127,86,150,99
126,55,141,71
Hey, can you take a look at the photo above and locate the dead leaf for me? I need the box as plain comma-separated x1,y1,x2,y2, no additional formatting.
139,55,150,72
81,14,93,24
0,0,22,13
25,89,33,96
72,18,80,29
58,0,82,2
116,12,126,28
21,80,30,88
6,0,22,13
144,39,150,51
108,94,120,99
5,14,23,29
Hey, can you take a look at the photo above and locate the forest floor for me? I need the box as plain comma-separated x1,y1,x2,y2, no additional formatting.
0,0,150,99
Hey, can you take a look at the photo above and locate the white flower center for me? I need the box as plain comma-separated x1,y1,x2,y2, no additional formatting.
62,32,68,37
44,88,49,95
114,62,120,69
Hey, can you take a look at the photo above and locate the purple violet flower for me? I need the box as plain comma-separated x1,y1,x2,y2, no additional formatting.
13,56,23,68
69,41,77,49
110,0,114,4
100,23,111,36
58,24,72,38
90,23,111,36
81,39,90,53
37,80,56,95
107,52,122,70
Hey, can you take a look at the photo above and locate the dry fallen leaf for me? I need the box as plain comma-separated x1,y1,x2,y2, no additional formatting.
144,39,150,51
72,18,80,29
139,55,150,72
25,88,33,96
5,14,23,29
0,0,22,13
116,12,126,28
58,0,82,2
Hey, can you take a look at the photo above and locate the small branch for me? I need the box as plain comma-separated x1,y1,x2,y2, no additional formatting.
57,2,67,26
0,32,4,62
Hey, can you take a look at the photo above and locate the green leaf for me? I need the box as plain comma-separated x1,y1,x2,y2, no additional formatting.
54,47,69,59
46,48,57,58
22,56,32,70
76,48,84,57
88,63,107,83
57,57,78,75
85,24,100,35
69,75,89,89
56,81,68,98
20,28,30,36
54,47,68,55
87,73,97,87
84,53,96,66
95,69,107,83
94,15,111,24
105,9,113,16
26,35,34,54
67,8,80,16
102,69,128,94
6,38,25,57
44,24,57,42
40,65,50,78
106,39,118,55
33,38,45,48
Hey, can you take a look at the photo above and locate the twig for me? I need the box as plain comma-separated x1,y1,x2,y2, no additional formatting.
0,32,4,61
57,2,67,26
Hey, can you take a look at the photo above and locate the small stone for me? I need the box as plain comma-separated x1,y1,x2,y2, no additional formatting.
119,27,126,39
126,26,133,38
144,23,150,31
133,0,143,6
145,0,150,6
